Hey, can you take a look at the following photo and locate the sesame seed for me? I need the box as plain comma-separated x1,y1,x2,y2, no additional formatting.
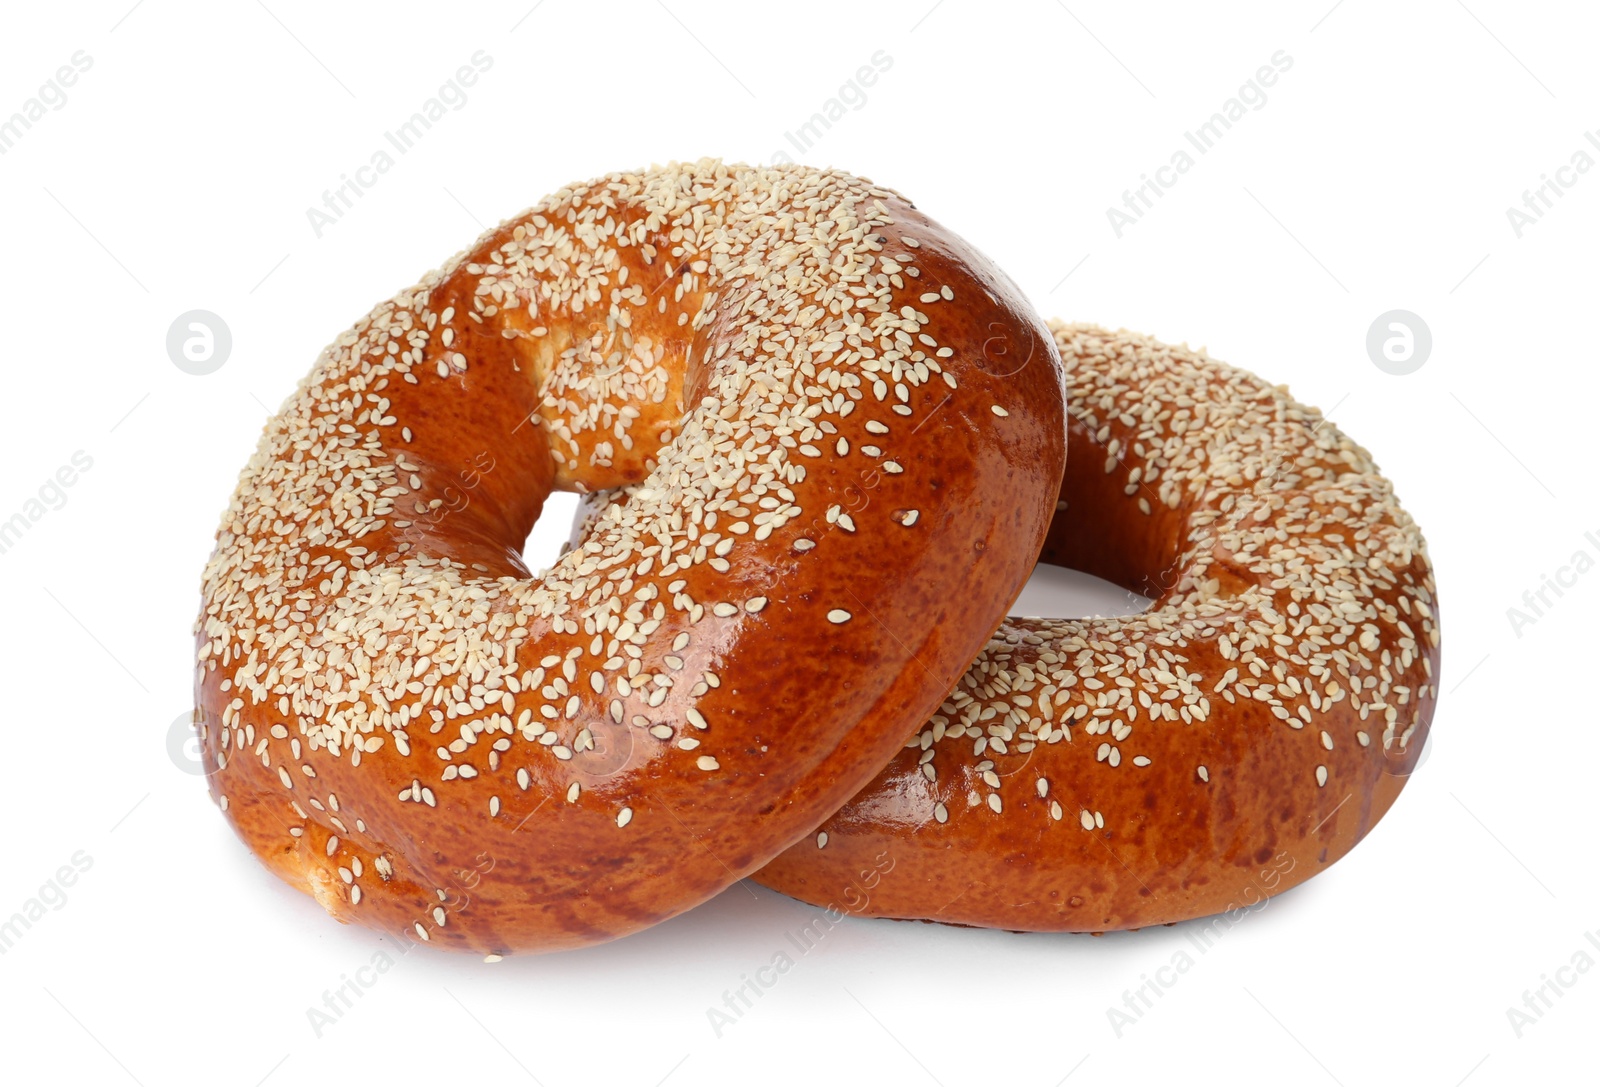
827,610,852,624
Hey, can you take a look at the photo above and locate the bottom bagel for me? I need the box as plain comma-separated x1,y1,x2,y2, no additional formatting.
752,322,1441,932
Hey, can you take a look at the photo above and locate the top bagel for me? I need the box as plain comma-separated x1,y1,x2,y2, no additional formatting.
193,161,1066,954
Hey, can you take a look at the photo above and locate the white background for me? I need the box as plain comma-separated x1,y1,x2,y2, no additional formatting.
0,1,1593,1084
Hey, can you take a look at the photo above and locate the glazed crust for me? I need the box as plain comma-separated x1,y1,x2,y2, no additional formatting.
753,323,1440,932
193,163,1065,954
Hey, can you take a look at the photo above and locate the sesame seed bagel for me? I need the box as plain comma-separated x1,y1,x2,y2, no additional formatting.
193,161,1066,954
750,323,1440,932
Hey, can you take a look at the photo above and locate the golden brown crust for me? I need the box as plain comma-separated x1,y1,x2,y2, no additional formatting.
753,323,1439,931
192,163,1065,954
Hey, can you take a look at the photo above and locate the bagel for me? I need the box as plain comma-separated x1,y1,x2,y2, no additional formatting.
193,162,1066,954
751,323,1440,931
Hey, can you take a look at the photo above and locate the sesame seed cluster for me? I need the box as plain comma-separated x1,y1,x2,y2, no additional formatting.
193,160,1066,951
757,323,1440,930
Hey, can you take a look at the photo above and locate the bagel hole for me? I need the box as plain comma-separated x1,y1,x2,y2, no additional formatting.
1011,562,1151,620
521,491,583,574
